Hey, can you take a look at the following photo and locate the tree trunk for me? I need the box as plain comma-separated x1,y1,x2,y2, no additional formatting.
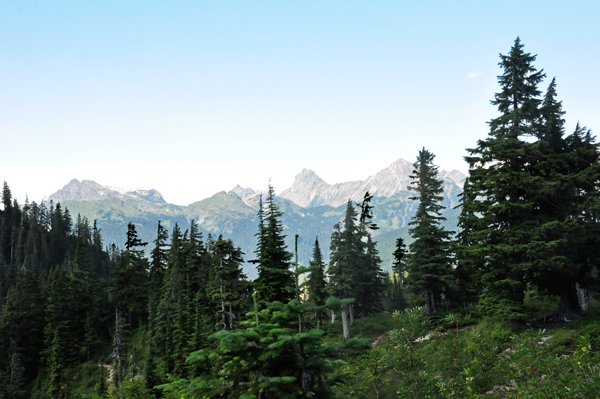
349,303,355,326
577,283,592,312
559,284,582,321
228,301,234,331
424,289,431,314
341,304,351,340
220,278,227,330
331,310,336,323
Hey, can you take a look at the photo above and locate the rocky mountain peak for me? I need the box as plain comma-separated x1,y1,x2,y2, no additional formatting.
49,179,166,204
280,169,331,208
280,158,466,208
438,169,467,188
49,179,117,202
229,185,256,199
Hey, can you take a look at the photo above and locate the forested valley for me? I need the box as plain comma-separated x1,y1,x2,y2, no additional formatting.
2,38,600,399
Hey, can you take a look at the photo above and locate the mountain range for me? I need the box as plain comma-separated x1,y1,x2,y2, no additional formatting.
48,159,465,278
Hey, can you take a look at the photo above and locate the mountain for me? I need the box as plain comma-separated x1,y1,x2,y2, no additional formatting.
279,159,466,208
49,179,184,214
47,158,464,278
279,169,331,208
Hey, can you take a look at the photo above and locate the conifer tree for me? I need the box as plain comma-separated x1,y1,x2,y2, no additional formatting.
453,177,481,308
253,185,294,304
0,269,45,395
306,238,328,322
210,236,247,331
406,148,453,313
153,224,183,378
357,192,385,316
160,299,367,399
111,222,149,330
149,220,169,310
392,237,407,278
463,38,572,319
523,80,600,320
327,201,362,339
146,220,169,390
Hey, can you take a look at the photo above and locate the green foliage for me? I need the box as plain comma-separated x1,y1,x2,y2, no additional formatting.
160,299,368,399
253,187,295,305
110,379,156,399
406,148,453,314
305,238,328,322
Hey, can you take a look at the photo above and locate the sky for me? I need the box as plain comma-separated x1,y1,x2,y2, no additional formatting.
2,1,599,205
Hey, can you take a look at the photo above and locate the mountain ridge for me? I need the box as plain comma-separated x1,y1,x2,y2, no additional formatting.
279,158,465,208
46,158,464,278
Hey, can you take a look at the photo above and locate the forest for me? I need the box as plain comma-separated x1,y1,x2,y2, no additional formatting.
1,38,600,399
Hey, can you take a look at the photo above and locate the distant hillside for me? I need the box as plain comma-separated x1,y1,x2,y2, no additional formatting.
50,158,463,278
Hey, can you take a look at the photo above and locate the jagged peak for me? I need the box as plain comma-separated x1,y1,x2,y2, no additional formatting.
229,185,256,198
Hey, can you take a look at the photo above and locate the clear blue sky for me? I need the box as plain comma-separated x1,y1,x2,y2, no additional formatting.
2,1,599,205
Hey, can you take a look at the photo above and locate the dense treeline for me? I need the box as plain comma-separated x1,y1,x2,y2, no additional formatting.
1,38,600,398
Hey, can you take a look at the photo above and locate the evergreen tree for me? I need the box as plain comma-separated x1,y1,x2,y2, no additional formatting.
160,299,367,399
460,38,597,320
253,185,294,304
146,220,169,391
149,220,169,310
43,266,82,397
392,237,407,278
453,177,481,309
523,79,600,320
406,148,453,313
210,236,248,331
306,238,328,322
327,201,362,339
111,222,149,330
386,237,407,312
0,269,45,396
357,192,385,316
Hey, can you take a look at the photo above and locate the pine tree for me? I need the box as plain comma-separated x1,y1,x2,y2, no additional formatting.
160,299,368,399
0,269,45,394
146,220,169,390
463,38,556,319
306,238,328,322
153,224,183,378
406,148,453,313
453,177,481,309
386,237,407,312
253,185,294,304
210,236,248,331
357,192,385,316
149,220,169,310
327,201,362,339
523,79,600,320
392,237,407,278
111,222,149,330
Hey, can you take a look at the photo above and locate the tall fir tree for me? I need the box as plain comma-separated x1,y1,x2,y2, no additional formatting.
306,238,328,322
463,38,578,320
210,236,248,331
253,185,294,305
110,222,149,330
327,201,363,339
523,79,600,320
406,148,453,313
356,192,385,316
386,237,408,312
453,177,482,308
